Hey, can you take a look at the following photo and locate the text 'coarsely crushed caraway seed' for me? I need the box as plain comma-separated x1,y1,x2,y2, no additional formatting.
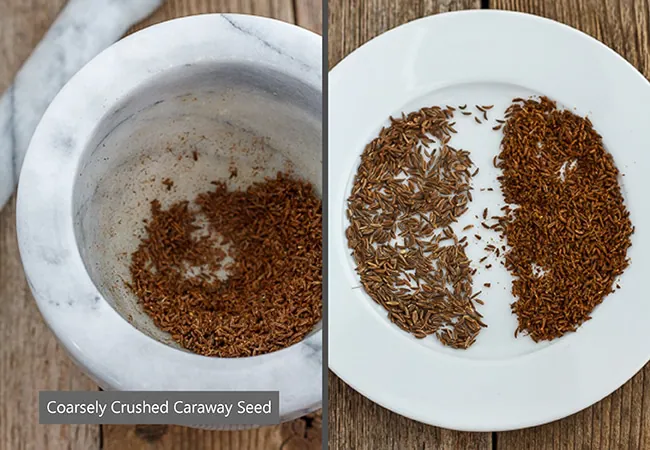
128,173,322,357
346,106,486,349
494,96,633,341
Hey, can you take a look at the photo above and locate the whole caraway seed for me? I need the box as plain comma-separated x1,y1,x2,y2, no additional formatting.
346,106,485,349
128,173,322,357
495,97,633,341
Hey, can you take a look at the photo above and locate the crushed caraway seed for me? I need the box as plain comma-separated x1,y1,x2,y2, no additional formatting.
128,173,322,357
346,106,486,349
494,96,633,341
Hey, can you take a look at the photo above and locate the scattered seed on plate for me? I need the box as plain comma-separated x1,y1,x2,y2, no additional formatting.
346,105,485,349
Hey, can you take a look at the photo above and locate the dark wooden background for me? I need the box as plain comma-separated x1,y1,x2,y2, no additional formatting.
328,0,650,448
0,1,321,449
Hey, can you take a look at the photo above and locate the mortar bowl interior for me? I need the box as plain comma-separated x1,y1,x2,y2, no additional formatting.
73,62,322,350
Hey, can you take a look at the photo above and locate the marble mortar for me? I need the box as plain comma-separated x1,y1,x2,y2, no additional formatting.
16,14,322,427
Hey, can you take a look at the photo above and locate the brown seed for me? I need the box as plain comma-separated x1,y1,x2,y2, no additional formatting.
128,173,322,357
496,96,633,342
346,105,485,349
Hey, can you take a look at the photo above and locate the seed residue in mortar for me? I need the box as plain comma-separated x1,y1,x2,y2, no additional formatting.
494,97,633,341
346,106,486,349
128,173,322,357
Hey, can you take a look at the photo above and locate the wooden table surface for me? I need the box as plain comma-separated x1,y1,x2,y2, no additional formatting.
0,1,321,449
328,0,650,449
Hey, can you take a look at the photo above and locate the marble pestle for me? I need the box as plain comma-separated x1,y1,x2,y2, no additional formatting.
0,0,162,211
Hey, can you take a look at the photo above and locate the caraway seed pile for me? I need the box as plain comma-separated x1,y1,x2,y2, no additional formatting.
128,172,322,357
495,97,633,341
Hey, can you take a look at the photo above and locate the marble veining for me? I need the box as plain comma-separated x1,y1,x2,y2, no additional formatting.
0,0,162,210
17,14,323,425
222,15,312,72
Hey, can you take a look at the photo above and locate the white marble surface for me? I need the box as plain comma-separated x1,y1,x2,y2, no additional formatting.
17,14,322,426
0,0,163,210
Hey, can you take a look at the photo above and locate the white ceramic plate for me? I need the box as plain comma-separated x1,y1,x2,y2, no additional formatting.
328,10,650,431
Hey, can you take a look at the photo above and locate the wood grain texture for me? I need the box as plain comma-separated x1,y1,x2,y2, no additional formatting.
494,366,649,449
129,0,296,34
0,1,101,449
329,374,491,450
494,0,650,78
0,0,321,449
328,0,480,68
492,1,650,449
295,0,323,34
0,200,100,450
328,0,650,449
103,414,321,450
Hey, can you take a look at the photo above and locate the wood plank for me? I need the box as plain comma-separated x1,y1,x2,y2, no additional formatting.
0,199,100,450
495,367,649,450
329,374,492,450
328,0,481,68
129,0,296,34
0,0,101,448
492,0,650,76
491,0,650,448
328,1,490,446
295,0,323,34
106,0,323,448
103,414,321,450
